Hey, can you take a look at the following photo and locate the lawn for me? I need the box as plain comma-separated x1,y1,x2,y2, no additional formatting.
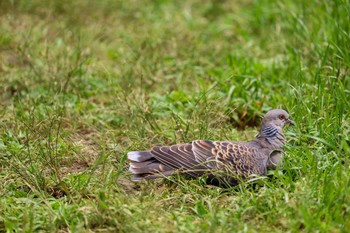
0,0,349,232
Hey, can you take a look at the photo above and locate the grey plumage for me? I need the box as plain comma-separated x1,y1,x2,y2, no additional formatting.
128,109,294,185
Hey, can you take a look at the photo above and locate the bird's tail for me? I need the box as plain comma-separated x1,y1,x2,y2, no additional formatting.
127,151,174,181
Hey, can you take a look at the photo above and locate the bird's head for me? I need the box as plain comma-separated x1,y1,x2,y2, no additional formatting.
262,109,295,129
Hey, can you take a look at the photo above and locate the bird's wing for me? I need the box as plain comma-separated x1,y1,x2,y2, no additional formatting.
150,140,268,178
192,140,268,177
150,143,207,177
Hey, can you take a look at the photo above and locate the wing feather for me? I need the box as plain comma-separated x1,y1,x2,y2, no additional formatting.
146,139,268,180
150,143,206,177
192,140,267,177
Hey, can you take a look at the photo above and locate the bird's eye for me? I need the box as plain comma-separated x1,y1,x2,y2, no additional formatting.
279,114,285,120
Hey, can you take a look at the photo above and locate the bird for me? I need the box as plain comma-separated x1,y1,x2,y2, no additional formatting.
127,109,294,186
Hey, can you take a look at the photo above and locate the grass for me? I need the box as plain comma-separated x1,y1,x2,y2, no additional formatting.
0,0,349,232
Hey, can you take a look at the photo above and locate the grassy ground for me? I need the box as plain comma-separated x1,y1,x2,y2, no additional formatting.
0,0,349,232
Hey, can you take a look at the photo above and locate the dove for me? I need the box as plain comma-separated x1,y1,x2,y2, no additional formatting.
128,109,294,186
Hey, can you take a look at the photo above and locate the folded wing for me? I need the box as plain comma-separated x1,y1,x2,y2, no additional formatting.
149,140,268,179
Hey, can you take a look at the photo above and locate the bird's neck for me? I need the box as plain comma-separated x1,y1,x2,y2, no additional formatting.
251,125,286,150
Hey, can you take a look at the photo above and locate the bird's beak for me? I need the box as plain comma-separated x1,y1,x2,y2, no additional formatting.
287,119,295,126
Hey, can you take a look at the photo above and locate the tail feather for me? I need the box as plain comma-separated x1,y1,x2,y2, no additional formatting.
129,161,172,174
129,160,155,169
128,151,153,162
128,150,174,181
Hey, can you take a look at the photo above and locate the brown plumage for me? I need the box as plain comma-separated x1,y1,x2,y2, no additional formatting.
128,109,294,186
